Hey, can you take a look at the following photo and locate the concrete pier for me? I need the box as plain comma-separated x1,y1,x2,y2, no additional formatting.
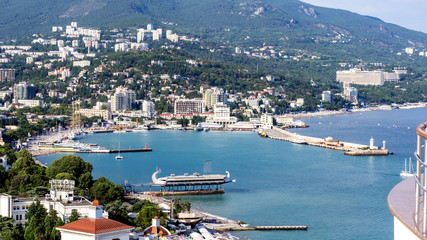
264,127,388,156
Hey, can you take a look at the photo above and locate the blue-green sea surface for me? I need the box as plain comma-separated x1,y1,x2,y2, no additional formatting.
37,108,427,239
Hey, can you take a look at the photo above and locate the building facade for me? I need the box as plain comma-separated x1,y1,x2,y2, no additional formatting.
203,87,227,109
142,100,155,118
0,69,15,82
111,87,136,112
336,69,384,86
174,99,204,114
0,179,98,225
13,82,36,100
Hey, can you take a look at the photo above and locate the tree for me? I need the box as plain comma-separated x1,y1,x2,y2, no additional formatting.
44,210,59,240
135,204,167,229
67,209,80,223
24,200,47,240
90,177,123,205
51,218,63,240
104,200,129,224
46,155,93,189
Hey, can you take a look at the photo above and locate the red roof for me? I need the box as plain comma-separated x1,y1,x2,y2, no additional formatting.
56,218,133,235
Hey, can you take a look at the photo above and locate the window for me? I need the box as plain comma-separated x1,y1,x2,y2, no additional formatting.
20,215,22,220
15,215,18,220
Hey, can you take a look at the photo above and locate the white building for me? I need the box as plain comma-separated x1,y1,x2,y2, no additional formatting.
343,84,358,103
111,87,136,112
0,179,99,224
142,100,155,118
203,87,227,109
73,60,91,67
206,103,237,127
79,108,112,120
56,200,133,240
174,99,204,114
321,91,333,103
17,99,44,108
0,155,9,171
261,114,273,128
336,68,384,86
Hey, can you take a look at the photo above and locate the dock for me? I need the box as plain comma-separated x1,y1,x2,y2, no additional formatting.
264,127,388,156
109,148,152,153
212,225,308,231
131,193,308,234
145,189,225,196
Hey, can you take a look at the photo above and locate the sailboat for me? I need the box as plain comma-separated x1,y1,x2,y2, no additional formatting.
400,157,414,177
115,132,123,159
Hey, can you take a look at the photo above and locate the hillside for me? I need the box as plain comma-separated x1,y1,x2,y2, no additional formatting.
1,0,426,62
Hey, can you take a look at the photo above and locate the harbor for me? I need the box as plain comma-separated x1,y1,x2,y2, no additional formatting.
33,108,426,240
263,127,389,155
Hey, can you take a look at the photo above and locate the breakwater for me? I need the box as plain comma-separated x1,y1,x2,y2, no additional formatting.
265,127,388,155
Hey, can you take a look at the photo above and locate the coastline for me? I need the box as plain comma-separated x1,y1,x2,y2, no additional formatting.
28,102,426,161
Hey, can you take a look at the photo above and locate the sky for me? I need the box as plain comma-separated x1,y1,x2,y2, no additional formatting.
300,0,427,33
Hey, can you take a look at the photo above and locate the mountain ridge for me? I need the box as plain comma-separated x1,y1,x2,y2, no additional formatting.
0,0,426,62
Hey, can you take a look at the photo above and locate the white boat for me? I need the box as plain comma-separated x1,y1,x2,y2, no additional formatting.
400,157,414,177
115,132,123,159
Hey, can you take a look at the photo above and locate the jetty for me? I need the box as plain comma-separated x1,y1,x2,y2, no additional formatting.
264,127,388,156
131,193,308,234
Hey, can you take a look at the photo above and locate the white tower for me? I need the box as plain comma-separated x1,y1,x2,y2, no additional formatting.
382,140,386,149
370,137,374,150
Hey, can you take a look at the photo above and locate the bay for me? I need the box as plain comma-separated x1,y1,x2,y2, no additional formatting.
37,108,427,239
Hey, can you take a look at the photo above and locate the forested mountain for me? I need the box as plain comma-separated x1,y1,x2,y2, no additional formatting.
1,0,426,61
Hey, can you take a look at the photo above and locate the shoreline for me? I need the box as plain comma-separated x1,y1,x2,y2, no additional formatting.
29,103,426,160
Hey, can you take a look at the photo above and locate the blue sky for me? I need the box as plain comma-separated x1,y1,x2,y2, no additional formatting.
300,0,427,33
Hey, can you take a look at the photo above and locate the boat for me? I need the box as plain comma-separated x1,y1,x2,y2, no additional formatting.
292,138,307,145
177,212,203,226
259,132,267,138
115,132,123,159
203,127,209,132
400,157,414,177
152,170,235,188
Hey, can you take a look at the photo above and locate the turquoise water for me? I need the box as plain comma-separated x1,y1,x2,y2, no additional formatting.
37,108,427,239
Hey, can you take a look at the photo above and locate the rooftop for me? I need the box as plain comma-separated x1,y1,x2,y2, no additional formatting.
56,217,133,234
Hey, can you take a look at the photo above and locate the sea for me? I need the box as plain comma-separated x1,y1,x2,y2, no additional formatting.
37,107,427,240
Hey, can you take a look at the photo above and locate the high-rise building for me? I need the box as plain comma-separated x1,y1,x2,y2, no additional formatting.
110,87,136,112
13,82,36,101
174,99,204,114
0,69,15,82
321,91,333,103
203,87,227,109
142,100,155,118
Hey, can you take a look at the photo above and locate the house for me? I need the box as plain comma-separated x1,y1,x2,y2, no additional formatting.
56,200,133,240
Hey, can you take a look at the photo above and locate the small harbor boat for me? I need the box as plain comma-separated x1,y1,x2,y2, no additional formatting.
400,157,414,177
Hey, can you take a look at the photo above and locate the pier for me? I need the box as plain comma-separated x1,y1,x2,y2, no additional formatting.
131,193,308,234
211,225,308,231
264,127,388,155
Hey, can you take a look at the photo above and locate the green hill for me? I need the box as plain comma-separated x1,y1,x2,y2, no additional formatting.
1,0,426,61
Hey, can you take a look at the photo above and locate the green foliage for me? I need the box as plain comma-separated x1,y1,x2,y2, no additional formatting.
24,200,47,240
135,204,167,229
0,219,24,240
90,176,124,205
67,209,80,223
173,197,191,214
104,200,130,224
46,155,93,189
44,210,60,240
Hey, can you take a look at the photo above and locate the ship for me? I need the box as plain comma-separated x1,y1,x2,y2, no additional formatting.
152,170,234,187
